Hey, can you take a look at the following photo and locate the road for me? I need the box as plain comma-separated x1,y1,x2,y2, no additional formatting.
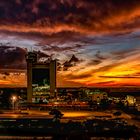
1,109,139,128
0,110,139,139
0,109,132,120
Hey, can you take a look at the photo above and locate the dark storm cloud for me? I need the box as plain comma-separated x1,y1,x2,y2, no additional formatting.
86,50,107,66
0,0,140,34
63,54,80,71
0,46,50,69
34,31,93,48
0,46,26,69
67,73,92,79
87,59,102,66
111,48,139,60
42,43,83,52
35,51,50,59
95,50,107,60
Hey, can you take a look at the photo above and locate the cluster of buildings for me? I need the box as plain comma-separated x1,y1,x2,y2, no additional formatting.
0,51,139,111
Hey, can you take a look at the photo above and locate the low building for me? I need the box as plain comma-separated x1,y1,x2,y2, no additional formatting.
125,95,136,106
87,90,108,102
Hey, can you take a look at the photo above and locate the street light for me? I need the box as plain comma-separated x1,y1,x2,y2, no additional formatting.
11,95,17,111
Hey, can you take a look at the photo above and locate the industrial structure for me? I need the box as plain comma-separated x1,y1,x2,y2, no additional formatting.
26,52,56,103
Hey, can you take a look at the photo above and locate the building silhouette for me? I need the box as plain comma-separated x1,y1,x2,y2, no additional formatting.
26,51,56,103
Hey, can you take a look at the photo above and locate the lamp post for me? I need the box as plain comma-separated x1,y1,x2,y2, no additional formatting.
54,89,57,99
11,96,17,111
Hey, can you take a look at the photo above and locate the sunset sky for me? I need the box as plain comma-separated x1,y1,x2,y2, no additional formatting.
0,0,140,87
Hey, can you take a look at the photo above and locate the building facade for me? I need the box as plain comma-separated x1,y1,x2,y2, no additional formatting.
26,52,56,103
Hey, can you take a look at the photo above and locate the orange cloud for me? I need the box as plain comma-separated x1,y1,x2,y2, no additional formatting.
1,1,140,35
0,72,26,87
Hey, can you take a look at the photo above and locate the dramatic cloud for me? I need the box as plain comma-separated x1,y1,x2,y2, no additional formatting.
63,54,81,71
35,50,50,60
94,81,116,86
0,46,26,69
95,50,107,60
0,0,140,35
42,43,83,53
66,73,92,80
100,76,140,79
111,48,139,60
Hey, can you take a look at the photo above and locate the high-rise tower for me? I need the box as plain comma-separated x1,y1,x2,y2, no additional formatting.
26,52,56,103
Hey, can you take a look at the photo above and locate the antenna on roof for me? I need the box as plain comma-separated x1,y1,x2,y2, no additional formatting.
30,46,33,52
27,47,33,52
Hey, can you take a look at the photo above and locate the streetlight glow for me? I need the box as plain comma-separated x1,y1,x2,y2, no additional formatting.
11,95,17,111
12,96,17,101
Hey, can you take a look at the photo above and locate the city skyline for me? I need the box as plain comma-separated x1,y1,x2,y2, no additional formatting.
0,0,140,87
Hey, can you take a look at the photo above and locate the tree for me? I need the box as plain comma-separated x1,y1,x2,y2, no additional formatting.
49,109,63,122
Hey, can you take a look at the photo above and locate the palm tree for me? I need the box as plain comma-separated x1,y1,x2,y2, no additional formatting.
49,109,63,122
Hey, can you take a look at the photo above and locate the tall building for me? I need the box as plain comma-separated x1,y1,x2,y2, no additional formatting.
26,52,56,103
